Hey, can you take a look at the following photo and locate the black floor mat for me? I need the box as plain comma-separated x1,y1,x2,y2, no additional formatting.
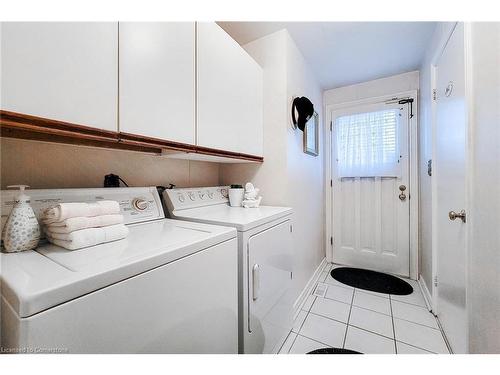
308,348,362,354
331,267,413,295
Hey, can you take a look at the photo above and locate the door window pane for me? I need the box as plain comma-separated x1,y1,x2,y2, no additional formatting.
335,109,400,178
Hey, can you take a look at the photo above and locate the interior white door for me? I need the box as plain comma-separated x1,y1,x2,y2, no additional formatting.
119,22,196,144
1,22,118,131
332,102,410,277
434,23,468,354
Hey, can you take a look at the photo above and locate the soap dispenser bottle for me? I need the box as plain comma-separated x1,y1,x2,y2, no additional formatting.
1,185,40,253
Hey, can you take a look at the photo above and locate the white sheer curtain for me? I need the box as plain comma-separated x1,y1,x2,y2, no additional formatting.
335,108,401,178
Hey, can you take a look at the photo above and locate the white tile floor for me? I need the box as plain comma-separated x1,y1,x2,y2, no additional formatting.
279,263,450,354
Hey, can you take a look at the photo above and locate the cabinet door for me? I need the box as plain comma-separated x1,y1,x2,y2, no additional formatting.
247,220,293,353
1,22,118,131
197,22,263,156
119,23,196,144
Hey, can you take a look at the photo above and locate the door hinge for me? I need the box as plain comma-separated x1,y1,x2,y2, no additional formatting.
434,275,438,287
290,224,293,233
330,236,333,246
330,121,333,131
330,179,332,187
432,89,437,101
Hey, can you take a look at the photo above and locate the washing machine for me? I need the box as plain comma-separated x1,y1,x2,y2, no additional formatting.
0,187,238,353
163,186,294,353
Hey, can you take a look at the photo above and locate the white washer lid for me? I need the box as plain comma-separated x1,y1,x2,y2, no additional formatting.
170,205,293,232
0,219,236,317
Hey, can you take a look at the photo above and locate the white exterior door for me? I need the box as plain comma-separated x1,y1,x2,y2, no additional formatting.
434,23,468,353
332,102,411,277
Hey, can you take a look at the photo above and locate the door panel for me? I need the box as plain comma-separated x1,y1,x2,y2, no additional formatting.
1,22,118,131
435,22,467,353
247,220,293,353
196,22,263,156
119,22,196,144
333,103,410,277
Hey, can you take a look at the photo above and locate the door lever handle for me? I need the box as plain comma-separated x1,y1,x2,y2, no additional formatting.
449,210,466,223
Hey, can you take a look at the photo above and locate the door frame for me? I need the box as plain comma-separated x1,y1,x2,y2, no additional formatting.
430,22,473,352
324,89,419,280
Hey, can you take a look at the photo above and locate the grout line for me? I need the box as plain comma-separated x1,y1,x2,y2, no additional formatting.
355,289,391,300
277,330,293,354
346,323,398,342
304,296,317,312
396,340,436,354
392,315,441,331
351,302,392,317
294,333,333,350
342,288,356,349
323,280,354,291
389,295,398,354
293,310,309,334
391,297,427,308
308,311,348,326
323,292,353,305
287,332,300,354
434,316,452,354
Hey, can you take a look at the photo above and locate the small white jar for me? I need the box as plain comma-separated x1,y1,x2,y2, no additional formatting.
228,187,244,207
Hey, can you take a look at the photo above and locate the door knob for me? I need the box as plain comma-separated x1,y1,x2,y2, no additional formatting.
398,185,407,201
449,210,466,223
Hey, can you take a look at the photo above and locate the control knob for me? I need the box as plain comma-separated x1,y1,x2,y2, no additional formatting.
132,198,149,211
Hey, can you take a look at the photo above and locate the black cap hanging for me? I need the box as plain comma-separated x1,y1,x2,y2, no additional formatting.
291,96,314,131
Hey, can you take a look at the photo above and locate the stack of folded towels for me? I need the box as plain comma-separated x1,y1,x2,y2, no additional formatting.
42,200,129,250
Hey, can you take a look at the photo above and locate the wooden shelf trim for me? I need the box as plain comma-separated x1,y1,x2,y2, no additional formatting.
0,110,264,162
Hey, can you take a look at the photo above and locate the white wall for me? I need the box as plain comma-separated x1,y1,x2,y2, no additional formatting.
220,29,325,303
1,138,220,189
418,22,456,296
467,22,500,354
324,71,419,105
284,32,325,302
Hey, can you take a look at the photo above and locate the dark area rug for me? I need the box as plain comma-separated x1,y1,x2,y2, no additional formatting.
331,267,413,295
308,348,362,354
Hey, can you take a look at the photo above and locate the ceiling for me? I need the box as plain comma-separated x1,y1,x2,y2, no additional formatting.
218,22,437,89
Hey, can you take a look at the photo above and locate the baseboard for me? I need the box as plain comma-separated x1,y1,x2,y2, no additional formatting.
418,276,433,312
293,257,327,318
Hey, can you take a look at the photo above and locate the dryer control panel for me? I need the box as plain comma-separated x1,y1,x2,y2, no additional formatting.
163,186,230,212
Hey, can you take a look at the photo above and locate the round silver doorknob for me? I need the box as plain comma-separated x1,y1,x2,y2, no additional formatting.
449,210,466,223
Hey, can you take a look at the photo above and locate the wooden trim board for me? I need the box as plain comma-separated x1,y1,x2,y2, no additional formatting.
0,110,263,163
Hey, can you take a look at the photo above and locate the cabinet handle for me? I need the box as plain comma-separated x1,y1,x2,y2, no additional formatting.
252,264,260,301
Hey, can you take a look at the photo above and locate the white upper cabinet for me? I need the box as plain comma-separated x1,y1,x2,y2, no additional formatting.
119,23,196,144
196,23,263,156
1,22,118,131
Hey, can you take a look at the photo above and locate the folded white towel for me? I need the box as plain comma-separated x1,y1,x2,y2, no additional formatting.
45,214,124,234
45,224,129,250
43,201,120,224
